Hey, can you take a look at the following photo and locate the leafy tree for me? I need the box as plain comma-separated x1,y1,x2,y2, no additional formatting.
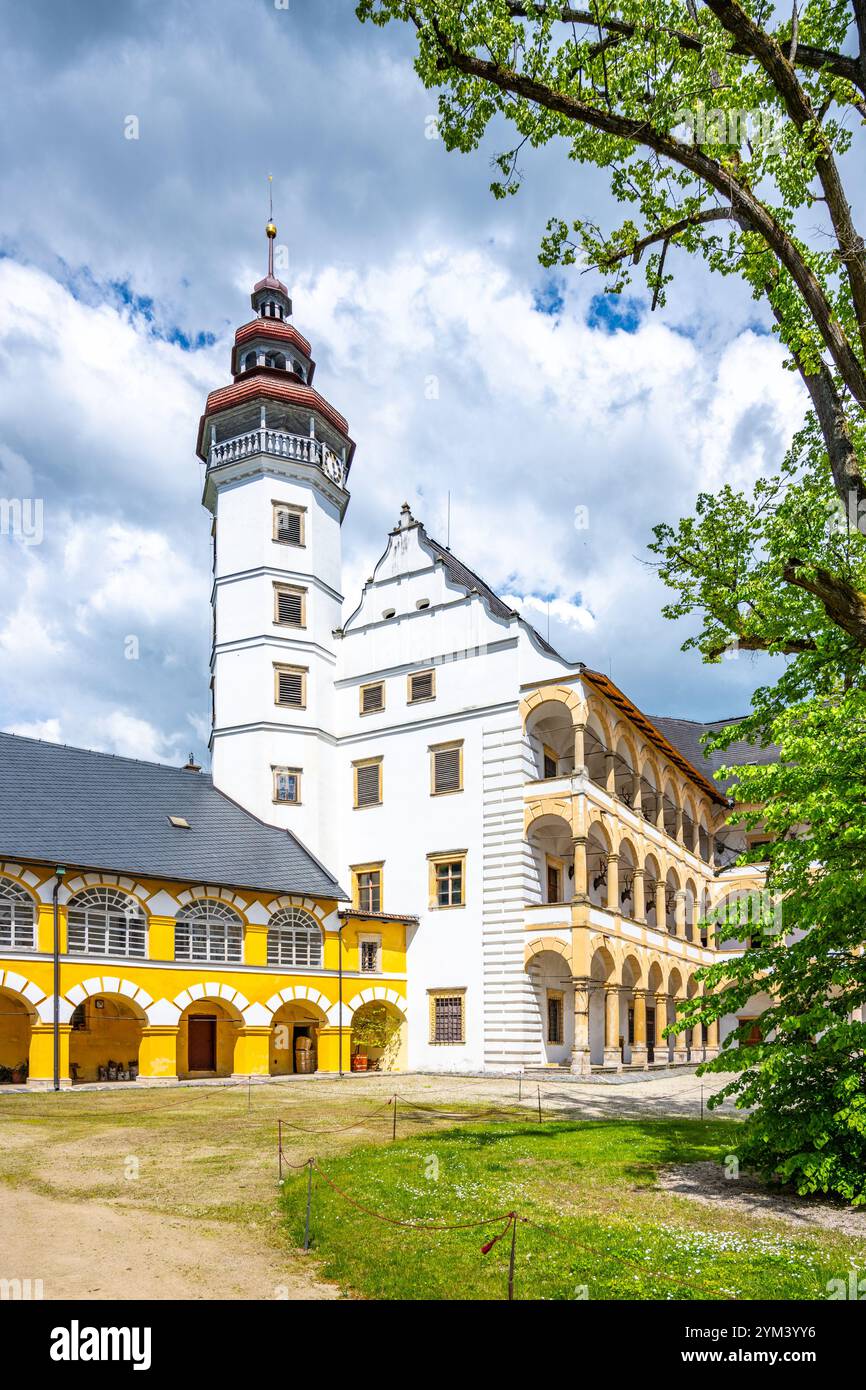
358,1,866,1201
357,0,866,643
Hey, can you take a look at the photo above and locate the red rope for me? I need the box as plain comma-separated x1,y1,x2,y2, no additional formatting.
310,1160,520,1234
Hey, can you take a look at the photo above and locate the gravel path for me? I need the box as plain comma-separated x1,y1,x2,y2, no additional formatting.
658,1162,866,1239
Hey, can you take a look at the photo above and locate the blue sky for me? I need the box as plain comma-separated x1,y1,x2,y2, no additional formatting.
0,0,822,765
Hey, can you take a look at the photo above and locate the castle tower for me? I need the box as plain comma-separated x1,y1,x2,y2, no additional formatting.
197,218,353,869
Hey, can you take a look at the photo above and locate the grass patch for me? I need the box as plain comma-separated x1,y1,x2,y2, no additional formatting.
281,1118,865,1300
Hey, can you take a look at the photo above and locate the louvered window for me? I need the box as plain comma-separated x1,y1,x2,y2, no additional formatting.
0,876,36,951
409,670,434,703
67,887,146,958
275,586,305,627
360,682,384,714
267,907,323,967
275,665,306,707
175,901,243,963
273,504,303,545
432,744,462,795
355,760,382,808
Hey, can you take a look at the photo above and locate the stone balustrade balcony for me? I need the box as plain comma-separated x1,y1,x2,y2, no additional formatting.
208,426,348,489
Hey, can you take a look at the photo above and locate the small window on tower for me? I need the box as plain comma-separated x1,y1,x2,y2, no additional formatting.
273,767,301,804
274,584,306,628
543,746,558,779
274,664,307,708
408,670,435,703
272,502,305,547
360,681,385,715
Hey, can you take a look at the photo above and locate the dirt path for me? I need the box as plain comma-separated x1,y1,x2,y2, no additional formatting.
0,1186,339,1300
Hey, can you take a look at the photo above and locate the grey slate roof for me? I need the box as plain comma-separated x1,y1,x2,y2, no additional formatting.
0,733,347,900
649,716,778,789
420,525,515,620
418,525,561,656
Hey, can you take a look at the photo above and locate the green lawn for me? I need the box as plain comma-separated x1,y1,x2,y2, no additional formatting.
281,1117,866,1300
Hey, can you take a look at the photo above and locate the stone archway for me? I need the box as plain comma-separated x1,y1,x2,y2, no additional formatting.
270,998,328,1076
176,994,243,1078
0,986,34,1082
68,992,147,1083
527,947,574,1067
350,999,407,1073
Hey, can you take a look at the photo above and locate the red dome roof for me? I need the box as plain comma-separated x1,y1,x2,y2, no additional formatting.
197,374,354,462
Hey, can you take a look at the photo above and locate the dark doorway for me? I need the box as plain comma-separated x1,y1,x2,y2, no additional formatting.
293,1024,317,1074
647,1006,656,1063
188,1015,217,1071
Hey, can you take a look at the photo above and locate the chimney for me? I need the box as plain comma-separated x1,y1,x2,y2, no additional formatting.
182,752,202,773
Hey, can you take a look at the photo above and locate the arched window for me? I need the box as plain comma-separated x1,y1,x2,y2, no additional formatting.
267,907,323,968
264,351,286,370
0,875,36,950
242,350,258,371
175,900,243,964
67,887,146,958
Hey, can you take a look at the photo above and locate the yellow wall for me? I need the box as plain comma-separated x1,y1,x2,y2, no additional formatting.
69,1002,143,1082
0,862,409,1085
0,991,31,1075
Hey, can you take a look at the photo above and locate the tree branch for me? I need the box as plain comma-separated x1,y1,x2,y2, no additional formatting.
854,0,866,90
782,560,866,645
766,298,866,513
505,3,866,96
703,0,866,367
707,634,818,657
597,205,745,268
425,17,866,411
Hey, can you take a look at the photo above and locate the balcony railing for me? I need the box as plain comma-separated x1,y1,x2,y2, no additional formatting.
208,427,347,488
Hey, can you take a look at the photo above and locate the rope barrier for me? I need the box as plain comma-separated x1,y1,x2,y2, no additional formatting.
276,1138,744,1301
275,1098,396,1135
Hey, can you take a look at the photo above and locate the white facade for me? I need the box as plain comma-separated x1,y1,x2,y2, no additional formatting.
202,238,758,1074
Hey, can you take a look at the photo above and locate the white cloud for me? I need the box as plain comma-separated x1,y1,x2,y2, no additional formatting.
7,717,62,743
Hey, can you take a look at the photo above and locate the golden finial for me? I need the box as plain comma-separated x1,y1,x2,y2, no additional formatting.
266,174,277,238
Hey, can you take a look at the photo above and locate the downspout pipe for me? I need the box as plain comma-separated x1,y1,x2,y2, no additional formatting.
52,867,66,1091
337,921,345,1080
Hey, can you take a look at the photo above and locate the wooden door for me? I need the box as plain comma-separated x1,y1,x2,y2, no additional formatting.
546,861,561,903
188,1015,216,1071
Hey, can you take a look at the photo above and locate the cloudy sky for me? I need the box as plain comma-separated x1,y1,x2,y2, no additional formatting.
0,0,823,767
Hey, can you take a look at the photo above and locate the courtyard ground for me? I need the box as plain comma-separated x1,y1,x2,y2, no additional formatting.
1,1071,863,1299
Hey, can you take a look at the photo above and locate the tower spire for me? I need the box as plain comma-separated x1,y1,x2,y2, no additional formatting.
266,173,277,279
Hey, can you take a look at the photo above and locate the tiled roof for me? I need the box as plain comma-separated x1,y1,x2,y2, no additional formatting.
581,670,729,803
415,526,566,657
649,715,778,790
234,318,313,359
196,376,353,458
0,733,347,900
418,526,514,620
